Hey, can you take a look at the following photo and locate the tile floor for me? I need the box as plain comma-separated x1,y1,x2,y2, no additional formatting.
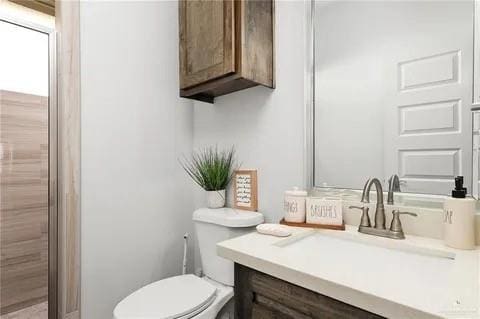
0,302,47,319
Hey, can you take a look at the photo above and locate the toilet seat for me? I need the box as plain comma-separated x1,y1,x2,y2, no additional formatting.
113,274,217,319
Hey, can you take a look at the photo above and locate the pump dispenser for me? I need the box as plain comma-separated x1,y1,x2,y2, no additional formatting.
452,176,467,198
443,176,476,249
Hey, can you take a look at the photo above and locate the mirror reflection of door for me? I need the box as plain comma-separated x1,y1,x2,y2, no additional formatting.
0,19,50,318
314,1,474,195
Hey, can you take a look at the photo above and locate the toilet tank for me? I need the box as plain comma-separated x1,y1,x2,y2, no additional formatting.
193,208,263,286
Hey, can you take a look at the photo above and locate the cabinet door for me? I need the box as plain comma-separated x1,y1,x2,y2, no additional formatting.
179,0,235,89
235,264,386,319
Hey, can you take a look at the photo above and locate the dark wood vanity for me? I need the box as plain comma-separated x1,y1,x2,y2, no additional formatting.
234,264,385,319
178,0,275,103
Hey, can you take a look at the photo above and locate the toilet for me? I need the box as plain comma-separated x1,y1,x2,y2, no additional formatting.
113,208,264,319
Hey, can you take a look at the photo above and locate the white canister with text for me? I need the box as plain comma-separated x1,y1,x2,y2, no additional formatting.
284,187,308,223
306,197,343,226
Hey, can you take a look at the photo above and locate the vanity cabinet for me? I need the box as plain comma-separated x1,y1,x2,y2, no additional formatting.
178,0,274,103
234,264,385,319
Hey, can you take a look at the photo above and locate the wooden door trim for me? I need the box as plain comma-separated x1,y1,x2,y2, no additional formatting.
9,0,56,16
55,1,81,318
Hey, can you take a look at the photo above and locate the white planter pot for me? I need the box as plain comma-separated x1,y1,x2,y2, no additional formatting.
206,190,226,209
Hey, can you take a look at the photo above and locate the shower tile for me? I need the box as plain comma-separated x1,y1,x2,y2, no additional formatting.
0,302,47,319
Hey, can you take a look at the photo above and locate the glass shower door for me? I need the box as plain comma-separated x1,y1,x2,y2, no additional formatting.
0,19,50,318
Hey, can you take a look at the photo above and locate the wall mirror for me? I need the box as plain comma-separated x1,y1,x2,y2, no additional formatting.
311,0,480,199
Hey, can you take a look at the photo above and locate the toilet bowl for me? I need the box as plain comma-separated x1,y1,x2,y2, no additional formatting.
113,275,232,319
113,208,263,319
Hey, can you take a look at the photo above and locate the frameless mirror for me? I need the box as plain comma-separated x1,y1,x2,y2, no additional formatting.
313,0,477,196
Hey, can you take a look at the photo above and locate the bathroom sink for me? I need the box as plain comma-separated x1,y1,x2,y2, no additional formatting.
275,232,456,267
276,231,456,260
218,227,479,318
274,231,461,311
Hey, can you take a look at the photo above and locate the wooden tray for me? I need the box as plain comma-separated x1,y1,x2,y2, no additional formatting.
279,218,345,231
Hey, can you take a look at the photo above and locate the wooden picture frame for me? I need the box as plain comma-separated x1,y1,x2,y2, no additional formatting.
233,170,258,211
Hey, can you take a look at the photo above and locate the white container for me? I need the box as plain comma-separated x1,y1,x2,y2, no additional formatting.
206,190,226,209
306,197,343,226
284,187,308,223
444,197,476,250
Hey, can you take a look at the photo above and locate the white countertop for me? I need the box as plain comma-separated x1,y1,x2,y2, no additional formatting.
217,225,480,319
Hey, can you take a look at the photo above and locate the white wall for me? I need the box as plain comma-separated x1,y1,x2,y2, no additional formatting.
0,21,49,96
80,2,194,318
81,0,307,315
193,0,306,224
0,0,54,98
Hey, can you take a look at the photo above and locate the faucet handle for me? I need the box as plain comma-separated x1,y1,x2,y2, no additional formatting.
390,210,417,237
349,205,371,228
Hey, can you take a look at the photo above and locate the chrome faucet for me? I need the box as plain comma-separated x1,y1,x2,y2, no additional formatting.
363,178,386,229
349,177,417,240
387,174,401,205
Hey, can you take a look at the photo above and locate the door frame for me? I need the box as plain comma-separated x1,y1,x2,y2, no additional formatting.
0,15,58,319
55,1,82,317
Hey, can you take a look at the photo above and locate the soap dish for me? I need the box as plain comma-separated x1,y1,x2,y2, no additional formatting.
279,218,345,231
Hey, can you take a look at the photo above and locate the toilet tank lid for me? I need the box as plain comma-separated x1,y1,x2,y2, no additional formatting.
193,208,264,227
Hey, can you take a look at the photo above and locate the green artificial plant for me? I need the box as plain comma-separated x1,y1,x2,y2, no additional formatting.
180,146,237,191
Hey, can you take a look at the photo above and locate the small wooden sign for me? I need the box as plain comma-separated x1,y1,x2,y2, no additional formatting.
233,170,258,211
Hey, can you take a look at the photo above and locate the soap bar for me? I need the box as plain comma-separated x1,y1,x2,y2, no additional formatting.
256,224,292,237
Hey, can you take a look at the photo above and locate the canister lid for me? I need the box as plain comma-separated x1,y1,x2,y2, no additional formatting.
285,187,308,196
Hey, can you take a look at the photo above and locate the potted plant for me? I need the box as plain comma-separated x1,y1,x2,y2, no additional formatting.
180,146,237,208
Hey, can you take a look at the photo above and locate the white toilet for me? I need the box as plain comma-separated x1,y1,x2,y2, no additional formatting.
113,208,263,319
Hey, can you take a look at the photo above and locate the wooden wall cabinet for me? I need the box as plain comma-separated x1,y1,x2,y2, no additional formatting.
179,0,275,103
235,264,385,319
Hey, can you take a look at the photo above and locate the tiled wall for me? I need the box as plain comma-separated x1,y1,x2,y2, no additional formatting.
0,90,48,314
